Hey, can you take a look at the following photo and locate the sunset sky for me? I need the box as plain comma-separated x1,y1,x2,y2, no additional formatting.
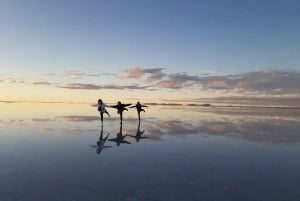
1,0,300,104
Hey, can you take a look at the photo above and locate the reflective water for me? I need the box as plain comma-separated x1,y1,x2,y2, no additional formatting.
1,102,300,201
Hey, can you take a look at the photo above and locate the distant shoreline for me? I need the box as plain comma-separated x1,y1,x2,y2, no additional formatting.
146,103,300,109
1,100,300,109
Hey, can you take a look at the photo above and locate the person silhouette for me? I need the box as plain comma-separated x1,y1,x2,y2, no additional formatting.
111,101,131,123
97,99,110,123
129,101,148,121
108,124,131,146
129,121,147,142
90,124,112,154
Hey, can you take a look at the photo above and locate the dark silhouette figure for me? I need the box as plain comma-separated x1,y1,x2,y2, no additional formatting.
97,99,110,123
129,101,148,121
129,121,147,142
111,101,131,123
90,125,112,154
108,124,131,146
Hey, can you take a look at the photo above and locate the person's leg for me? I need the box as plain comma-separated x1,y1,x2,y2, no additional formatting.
100,112,104,122
138,111,141,120
105,110,110,117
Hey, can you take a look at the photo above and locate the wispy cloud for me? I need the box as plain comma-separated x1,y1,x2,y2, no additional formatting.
119,67,201,88
63,69,86,76
119,67,166,81
153,69,300,95
3,67,300,96
40,68,111,79
199,70,300,94
57,83,149,90
29,81,53,86
57,83,103,90
157,72,200,88
2,77,25,84
41,72,56,76
62,68,107,78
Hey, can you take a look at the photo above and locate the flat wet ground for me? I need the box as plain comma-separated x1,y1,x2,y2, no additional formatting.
1,102,300,201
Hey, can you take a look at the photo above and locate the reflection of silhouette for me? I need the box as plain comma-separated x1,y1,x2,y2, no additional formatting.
90,125,112,154
111,101,131,123
129,121,147,142
108,124,131,146
129,101,148,121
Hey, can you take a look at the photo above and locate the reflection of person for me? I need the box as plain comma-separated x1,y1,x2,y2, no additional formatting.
129,101,148,120
97,99,110,123
90,125,112,154
129,121,147,142
108,124,131,146
111,101,131,123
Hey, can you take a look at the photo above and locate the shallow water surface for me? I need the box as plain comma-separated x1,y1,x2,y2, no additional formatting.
1,102,300,201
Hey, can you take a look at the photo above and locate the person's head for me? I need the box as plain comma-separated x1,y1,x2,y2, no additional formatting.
117,101,121,105
137,101,140,105
98,99,103,104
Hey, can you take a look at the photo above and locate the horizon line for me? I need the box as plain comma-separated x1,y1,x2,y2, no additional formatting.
1,100,300,109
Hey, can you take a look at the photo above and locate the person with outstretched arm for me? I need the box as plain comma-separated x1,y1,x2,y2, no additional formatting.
111,101,131,123
97,99,110,123
129,101,148,120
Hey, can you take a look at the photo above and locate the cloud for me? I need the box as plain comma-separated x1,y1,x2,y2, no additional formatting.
36,69,300,96
29,81,52,86
119,67,144,79
119,67,166,81
199,70,300,94
119,67,201,88
41,72,56,76
62,68,110,78
157,73,200,89
4,67,300,96
153,69,300,95
57,83,103,90
2,77,25,84
57,83,149,90
63,69,86,76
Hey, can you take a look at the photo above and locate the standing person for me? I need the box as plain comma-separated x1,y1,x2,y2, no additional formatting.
129,101,148,121
111,101,131,123
97,99,110,123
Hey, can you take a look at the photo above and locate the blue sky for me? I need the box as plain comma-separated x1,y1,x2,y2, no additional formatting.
1,0,300,103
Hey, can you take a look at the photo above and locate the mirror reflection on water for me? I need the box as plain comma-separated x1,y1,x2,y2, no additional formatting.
1,102,300,201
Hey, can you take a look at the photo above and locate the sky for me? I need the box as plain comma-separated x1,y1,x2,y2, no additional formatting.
1,0,300,104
